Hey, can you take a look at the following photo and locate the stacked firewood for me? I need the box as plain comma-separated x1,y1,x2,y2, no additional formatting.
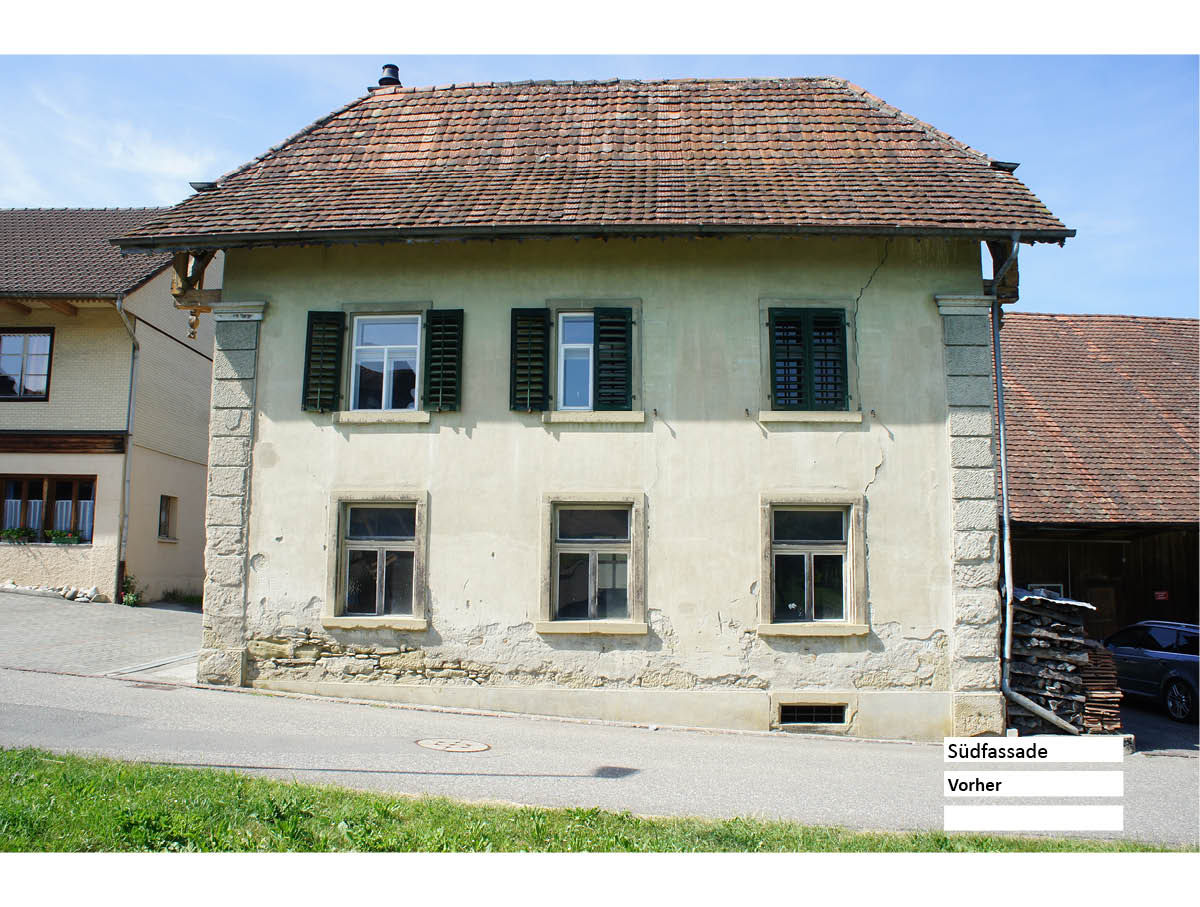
1006,589,1119,735
1079,647,1123,733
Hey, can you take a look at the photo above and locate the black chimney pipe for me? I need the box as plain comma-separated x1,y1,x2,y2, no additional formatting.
379,64,401,87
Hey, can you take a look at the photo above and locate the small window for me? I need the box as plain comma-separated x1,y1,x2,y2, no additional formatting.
350,315,421,411
780,704,846,724
770,507,848,622
557,313,594,410
2,474,93,541
553,505,631,620
341,505,417,616
0,329,53,400
158,495,177,540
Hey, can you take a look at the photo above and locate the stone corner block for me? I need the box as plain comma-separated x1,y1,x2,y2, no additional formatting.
211,407,253,438
207,494,246,528
950,436,994,469
951,468,997,500
208,466,248,498
946,375,994,407
952,656,1000,692
215,321,260,351
211,378,255,410
214,348,257,381
953,530,996,562
953,498,998,532
952,693,1006,736
945,346,992,377
954,589,1001,624
948,408,994,438
210,436,251,467
197,647,247,686
954,622,1001,659
942,314,991,346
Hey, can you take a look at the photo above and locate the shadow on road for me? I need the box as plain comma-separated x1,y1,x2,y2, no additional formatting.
1121,700,1198,755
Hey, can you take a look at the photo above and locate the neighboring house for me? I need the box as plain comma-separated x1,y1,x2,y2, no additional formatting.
1000,313,1198,640
0,208,220,601
116,74,1072,739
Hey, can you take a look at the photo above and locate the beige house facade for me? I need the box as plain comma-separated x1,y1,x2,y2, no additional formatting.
0,209,218,602
116,76,1073,739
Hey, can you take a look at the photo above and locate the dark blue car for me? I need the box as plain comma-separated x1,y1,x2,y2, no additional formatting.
1104,621,1199,723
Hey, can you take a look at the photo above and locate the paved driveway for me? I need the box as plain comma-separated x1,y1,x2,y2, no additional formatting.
0,590,200,675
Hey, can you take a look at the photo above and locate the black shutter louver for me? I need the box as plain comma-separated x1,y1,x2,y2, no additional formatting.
769,308,807,410
423,309,464,412
592,306,633,411
510,308,551,411
808,309,848,411
769,308,848,411
302,311,345,412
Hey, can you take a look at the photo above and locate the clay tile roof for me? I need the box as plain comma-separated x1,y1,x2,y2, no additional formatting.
0,208,171,297
116,78,1072,250
1001,313,1199,525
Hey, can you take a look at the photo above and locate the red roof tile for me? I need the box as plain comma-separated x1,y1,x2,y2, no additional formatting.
1001,313,1199,525
0,208,171,297
116,78,1072,249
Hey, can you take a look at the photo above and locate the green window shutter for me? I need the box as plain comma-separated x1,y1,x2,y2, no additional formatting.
510,308,551,411
808,309,848,411
592,306,633,411
769,308,807,410
302,311,345,413
768,308,848,411
423,309,464,412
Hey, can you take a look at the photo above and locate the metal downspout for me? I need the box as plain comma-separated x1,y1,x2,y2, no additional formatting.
990,235,1079,734
115,295,139,598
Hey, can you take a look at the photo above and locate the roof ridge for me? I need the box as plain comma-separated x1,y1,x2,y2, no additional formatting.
368,76,839,94
833,78,992,164
0,206,167,213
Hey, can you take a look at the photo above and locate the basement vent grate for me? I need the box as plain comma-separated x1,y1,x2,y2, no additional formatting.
780,704,846,725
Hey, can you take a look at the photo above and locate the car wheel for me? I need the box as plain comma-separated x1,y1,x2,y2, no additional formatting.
1163,679,1196,723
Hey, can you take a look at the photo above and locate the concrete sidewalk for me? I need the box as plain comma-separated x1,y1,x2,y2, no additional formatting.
0,589,200,675
0,666,1195,847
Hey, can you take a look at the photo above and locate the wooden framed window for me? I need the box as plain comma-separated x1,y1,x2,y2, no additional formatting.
0,328,53,401
2,474,94,542
769,508,849,622
557,313,595,410
340,504,418,616
158,495,177,540
552,505,631,620
758,495,867,635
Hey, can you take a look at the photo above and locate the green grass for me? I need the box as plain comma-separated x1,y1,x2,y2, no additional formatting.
0,747,1183,852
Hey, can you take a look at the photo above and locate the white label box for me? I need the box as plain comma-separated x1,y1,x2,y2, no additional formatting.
944,770,1124,797
944,805,1123,831
943,736,1125,763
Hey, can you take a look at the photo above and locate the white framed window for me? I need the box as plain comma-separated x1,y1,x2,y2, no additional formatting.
556,312,594,410
0,329,53,400
553,505,631,620
759,495,867,633
349,314,421,411
340,504,418,616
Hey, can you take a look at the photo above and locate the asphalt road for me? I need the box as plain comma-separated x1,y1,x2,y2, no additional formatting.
1,666,1196,847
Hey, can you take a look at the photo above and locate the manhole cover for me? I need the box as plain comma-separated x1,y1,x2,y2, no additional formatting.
416,738,490,753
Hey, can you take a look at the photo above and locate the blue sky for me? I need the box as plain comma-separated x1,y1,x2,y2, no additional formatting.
0,54,1196,318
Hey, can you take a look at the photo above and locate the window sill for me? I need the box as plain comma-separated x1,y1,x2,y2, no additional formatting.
156,536,178,544
757,622,869,637
535,620,648,635
333,410,431,425
322,615,428,631
757,411,863,424
542,410,646,424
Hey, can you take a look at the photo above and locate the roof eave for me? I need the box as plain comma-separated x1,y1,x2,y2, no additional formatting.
114,222,1076,252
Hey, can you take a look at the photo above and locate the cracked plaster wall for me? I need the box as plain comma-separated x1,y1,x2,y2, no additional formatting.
214,236,986,731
